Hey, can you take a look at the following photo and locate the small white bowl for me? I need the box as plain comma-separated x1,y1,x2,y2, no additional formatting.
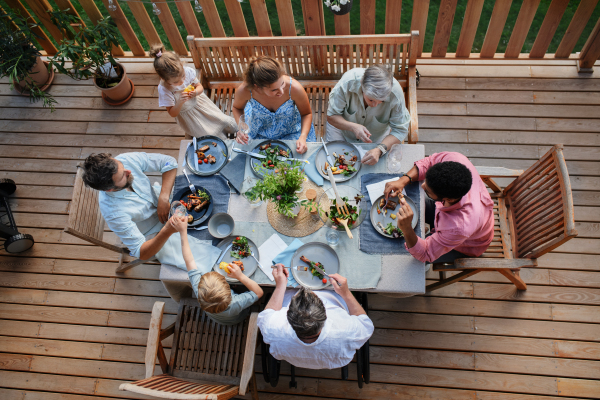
208,213,235,238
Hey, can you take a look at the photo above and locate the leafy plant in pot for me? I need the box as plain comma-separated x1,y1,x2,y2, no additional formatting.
245,161,306,218
0,10,57,110
48,11,134,105
324,0,353,15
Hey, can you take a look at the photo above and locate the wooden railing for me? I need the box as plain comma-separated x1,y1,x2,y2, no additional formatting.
2,0,600,69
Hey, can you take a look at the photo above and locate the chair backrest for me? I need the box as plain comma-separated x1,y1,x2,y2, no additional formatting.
504,144,577,259
64,167,124,253
188,33,418,82
168,298,250,385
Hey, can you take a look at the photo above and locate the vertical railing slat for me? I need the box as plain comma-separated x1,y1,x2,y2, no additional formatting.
410,0,430,56
100,0,146,56
198,0,226,37
480,0,513,58
432,0,458,57
155,2,188,55
22,0,63,42
3,0,57,54
578,18,600,70
455,0,485,58
223,0,249,37
555,0,599,58
334,14,350,60
360,0,376,34
301,0,326,36
128,1,162,47
529,0,570,58
274,0,297,36
175,1,203,38
505,0,542,58
249,0,273,36
385,0,402,34
78,0,125,56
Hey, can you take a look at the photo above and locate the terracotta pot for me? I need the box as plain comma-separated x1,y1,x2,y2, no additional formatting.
15,56,54,94
93,62,134,105
330,0,353,16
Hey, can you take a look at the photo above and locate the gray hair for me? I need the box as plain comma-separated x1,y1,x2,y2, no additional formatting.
287,287,327,338
361,64,394,101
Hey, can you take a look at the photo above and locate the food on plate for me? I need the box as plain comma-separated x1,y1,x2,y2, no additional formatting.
181,189,211,212
198,145,210,152
386,200,397,210
325,195,362,228
219,261,231,274
187,215,194,224
279,149,289,157
206,154,216,164
321,150,358,177
390,213,397,219
300,255,326,280
259,143,271,151
196,151,205,159
183,84,195,93
258,143,289,170
230,236,251,259
231,260,245,272
377,221,403,238
212,142,217,147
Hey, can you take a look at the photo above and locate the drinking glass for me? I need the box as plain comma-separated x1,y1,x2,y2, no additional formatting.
169,200,188,219
326,230,340,247
238,114,252,147
386,144,403,174
242,177,263,207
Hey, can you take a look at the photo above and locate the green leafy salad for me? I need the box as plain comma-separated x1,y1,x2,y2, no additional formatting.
230,236,251,259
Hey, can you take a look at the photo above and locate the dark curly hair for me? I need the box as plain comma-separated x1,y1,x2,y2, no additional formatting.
82,153,119,191
287,287,327,339
425,161,472,200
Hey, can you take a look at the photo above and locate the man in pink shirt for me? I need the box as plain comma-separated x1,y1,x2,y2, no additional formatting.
384,152,494,263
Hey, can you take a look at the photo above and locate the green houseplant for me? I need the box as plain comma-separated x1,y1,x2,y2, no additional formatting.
48,11,134,105
245,162,306,218
0,10,56,110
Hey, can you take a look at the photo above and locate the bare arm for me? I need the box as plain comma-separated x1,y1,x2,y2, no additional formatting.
157,168,177,223
238,274,264,299
329,274,366,316
291,80,313,141
265,263,288,311
179,229,197,272
328,114,359,132
139,222,176,260
232,83,251,123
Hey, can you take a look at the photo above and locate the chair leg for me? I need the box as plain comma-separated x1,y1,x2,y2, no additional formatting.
498,269,528,290
341,364,348,380
363,341,370,384
249,373,259,400
289,365,297,389
356,347,364,389
116,257,146,273
260,339,270,383
426,269,481,292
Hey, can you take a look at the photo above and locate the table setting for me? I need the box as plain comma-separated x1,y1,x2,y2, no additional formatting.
159,136,427,302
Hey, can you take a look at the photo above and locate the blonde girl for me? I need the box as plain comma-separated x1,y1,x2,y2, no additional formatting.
149,45,237,139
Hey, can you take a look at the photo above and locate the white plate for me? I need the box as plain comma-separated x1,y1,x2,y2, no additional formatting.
314,141,362,182
369,195,418,238
291,242,340,290
213,236,259,282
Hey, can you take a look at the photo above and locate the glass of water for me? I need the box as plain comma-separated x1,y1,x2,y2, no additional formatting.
242,177,263,207
326,229,340,247
386,144,403,174
238,114,252,147
169,200,188,219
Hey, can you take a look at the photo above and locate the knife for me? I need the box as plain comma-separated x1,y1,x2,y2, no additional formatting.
309,262,339,285
320,137,335,168
192,137,199,166
277,156,310,164
216,243,234,265
232,148,266,159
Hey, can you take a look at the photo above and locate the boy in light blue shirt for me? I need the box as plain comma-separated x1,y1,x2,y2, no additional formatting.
172,216,263,325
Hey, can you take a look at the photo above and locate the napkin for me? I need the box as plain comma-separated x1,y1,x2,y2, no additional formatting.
272,237,304,288
257,234,289,281
219,153,247,194
303,149,323,186
366,177,406,204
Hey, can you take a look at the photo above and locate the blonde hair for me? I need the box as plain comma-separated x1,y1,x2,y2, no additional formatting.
149,44,184,81
244,56,284,88
197,272,232,314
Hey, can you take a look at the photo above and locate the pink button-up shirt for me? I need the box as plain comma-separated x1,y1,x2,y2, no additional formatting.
406,152,494,262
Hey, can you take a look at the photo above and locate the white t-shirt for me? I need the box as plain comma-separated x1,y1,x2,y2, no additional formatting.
157,66,199,108
257,289,374,369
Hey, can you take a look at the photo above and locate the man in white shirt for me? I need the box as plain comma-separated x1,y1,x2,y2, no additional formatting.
257,264,374,369
82,152,220,271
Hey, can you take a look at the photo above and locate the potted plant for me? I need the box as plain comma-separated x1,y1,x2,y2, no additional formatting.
245,161,306,218
324,0,353,15
48,11,134,105
0,10,57,110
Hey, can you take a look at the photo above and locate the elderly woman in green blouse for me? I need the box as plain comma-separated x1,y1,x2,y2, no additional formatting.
326,65,411,165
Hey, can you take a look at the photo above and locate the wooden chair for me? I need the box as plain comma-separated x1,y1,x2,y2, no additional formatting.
427,145,578,292
119,300,260,400
187,33,419,143
64,167,149,273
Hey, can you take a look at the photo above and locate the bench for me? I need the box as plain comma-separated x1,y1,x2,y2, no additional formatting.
187,33,419,143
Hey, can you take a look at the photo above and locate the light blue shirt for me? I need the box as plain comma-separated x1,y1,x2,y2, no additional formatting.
98,152,221,271
189,269,259,325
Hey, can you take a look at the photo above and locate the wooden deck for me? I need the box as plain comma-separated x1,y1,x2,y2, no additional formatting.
1,58,599,400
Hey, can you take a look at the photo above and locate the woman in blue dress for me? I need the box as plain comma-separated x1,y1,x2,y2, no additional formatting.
232,56,316,154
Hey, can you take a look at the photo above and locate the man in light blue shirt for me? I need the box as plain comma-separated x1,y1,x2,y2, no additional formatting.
82,152,220,271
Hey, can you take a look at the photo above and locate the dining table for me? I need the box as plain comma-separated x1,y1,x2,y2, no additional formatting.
159,138,426,301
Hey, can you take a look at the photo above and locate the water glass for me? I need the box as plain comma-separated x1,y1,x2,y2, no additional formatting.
326,229,340,247
170,200,188,219
386,144,403,174
242,177,263,207
238,114,252,147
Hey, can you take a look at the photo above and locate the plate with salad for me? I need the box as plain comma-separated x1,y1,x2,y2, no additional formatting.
291,242,340,290
171,186,213,227
213,236,259,282
318,185,368,231
250,139,294,179
314,140,362,182
369,194,418,238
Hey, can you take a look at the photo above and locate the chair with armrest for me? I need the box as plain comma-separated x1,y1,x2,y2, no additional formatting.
427,144,578,292
64,167,150,273
119,299,260,400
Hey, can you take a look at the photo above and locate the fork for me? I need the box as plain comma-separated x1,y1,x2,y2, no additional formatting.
182,169,196,194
